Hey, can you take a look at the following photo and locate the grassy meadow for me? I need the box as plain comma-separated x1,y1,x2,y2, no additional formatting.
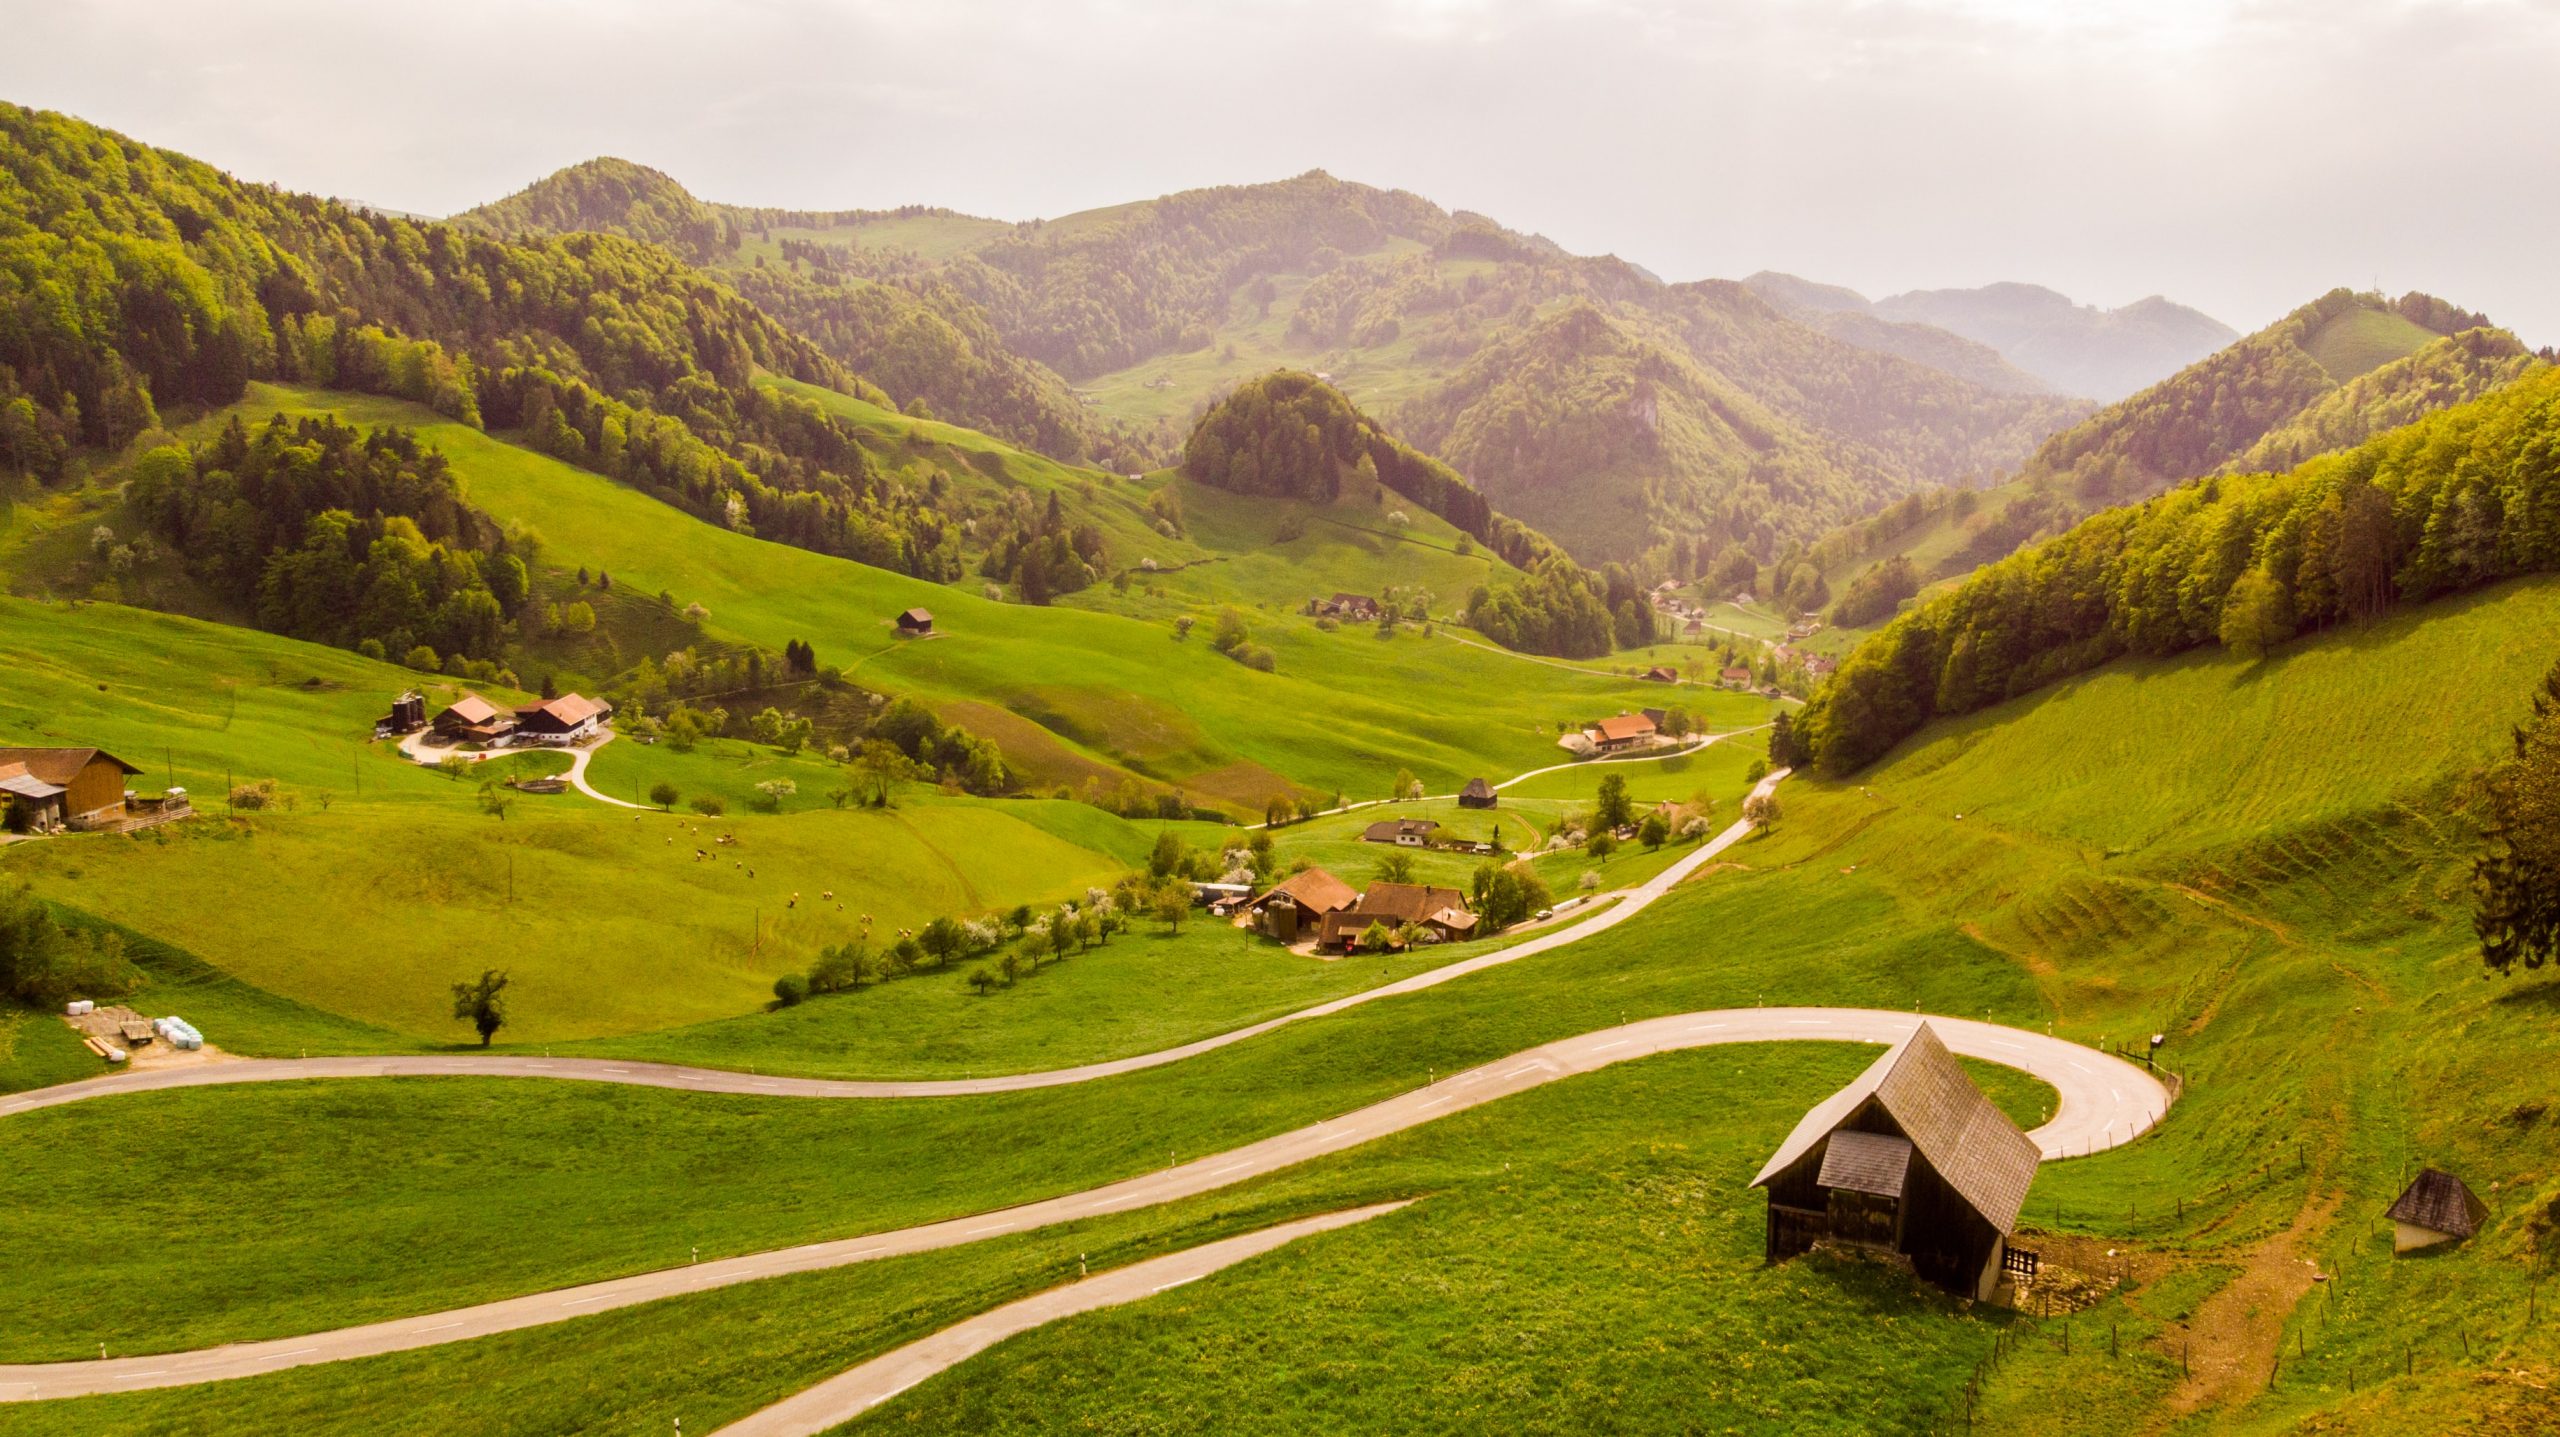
6,570,2555,1430
205,384,1716,810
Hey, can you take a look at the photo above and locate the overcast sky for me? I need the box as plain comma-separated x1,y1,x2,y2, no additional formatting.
7,0,2556,342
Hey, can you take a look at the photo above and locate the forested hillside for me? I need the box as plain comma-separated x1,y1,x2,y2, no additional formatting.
0,104,1179,596
467,161,2088,570
457,160,1127,465
1798,365,2560,771
1183,371,1657,657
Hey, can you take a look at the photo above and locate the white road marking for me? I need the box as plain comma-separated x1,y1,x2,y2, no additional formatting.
272,1348,319,1359
121,1371,169,1379
1502,1064,1543,1078
1688,1022,1728,1031
1151,1275,1203,1294
1591,1040,1630,1052
1207,1162,1252,1177
561,1294,614,1308
968,1222,1015,1235
1419,1095,1450,1109
1789,1019,1830,1026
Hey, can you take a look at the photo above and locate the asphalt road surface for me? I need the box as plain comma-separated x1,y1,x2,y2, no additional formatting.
0,1005,2165,1400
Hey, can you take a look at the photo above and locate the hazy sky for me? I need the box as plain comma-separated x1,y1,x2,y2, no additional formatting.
6,0,2556,342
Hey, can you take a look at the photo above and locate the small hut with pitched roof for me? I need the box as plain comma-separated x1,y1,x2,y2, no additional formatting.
1751,1023,2042,1300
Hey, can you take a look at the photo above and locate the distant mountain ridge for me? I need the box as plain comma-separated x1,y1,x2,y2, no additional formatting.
1745,273,2237,401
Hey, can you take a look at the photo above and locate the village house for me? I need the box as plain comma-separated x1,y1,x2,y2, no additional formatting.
1241,867,1359,943
0,747,144,833
1751,1023,2041,1302
1643,666,1678,683
1362,817,1440,847
1317,593,1383,622
432,693,515,744
2384,1168,2489,1254
1719,665,1755,689
1457,777,1498,810
1803,654,1840,679
1320,881,1476,951
1586,712,1658,754
513,693,613,744
897,607,936,635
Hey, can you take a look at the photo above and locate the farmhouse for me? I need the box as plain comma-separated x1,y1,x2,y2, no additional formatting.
1458,777,1498,810
897,607,936,635
1321,881,1475,951
1751,1023,2041,1301
1242,866,1359,943
432,693,515,743
514,693,612,743
1586,712,1658,753
1643,666,1678,683
0,747,144,833
1362,817,1440,846
1719,666,1754,689
2384,1168,2489,1254
1321,593,1382,622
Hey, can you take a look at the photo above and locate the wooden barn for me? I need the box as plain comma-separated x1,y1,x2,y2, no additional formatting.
897,607,936,635
1458,777,1498,810
1320,881,1473,951
1751,1023,2041,1301
0,747,142,832
432,693,515,743
514,693,612,742
1242,867,1359,943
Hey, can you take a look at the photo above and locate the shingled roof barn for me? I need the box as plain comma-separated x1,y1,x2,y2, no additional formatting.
1242,867,1360,943
0,747,142,832
2385,1168,2490,1254
1458,778,1498,810
1751,1023,2041,1300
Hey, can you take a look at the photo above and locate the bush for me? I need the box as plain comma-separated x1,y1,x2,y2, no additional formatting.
689,794,726,816
0,886,137,1007
229,779,281,811
648,780,680,811
771,972,809,1007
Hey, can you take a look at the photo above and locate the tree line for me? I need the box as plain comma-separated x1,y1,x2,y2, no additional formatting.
1799,367,2560,773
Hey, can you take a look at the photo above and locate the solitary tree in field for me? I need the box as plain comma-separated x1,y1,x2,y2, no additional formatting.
1151,884,1189,934
649,780,680,811
1639,812,1670,851
1595,773,1633,832
2477,662,2560,975
1586,830,1618,860
1745,792,1783,832
451,969,510,1047
1376,851,1417,884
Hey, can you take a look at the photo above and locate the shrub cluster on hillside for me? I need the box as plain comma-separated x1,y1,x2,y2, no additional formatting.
126,414,532,664
1801,367,2560,772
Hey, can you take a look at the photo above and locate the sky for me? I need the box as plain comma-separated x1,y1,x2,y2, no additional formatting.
5,0,2556,343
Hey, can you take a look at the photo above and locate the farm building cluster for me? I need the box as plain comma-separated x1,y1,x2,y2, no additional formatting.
1558,709,1669,758
0,746,189,835
380,690,614,748
1235,867,1480,951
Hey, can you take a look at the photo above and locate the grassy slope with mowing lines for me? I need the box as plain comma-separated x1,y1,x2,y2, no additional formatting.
0,1047,2051,1437
216,385,1724,807
7,574,2552,1427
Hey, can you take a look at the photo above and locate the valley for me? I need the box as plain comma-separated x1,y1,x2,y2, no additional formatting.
2,59,2557,1437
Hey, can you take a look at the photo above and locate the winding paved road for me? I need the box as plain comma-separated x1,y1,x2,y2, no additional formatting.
707,1203,1411,1437
0,1006,2164,1401
395,728,645,810
4,772,1795,1117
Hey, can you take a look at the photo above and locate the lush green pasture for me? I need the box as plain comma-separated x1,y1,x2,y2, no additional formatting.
573,918,1487,1080
221,385,1704,808
0,1046,2050,1437
2302,306,2438,382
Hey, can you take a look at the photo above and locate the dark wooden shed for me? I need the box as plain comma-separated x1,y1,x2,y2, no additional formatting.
1458,778,1498,810
897,607,936,635
2386,1168,2490,1253
1751,1023,2041,1301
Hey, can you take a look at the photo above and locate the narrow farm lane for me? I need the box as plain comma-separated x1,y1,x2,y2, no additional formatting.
708,1203,1411,1437
0,1005,2164,1399
5,772,1794,1115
